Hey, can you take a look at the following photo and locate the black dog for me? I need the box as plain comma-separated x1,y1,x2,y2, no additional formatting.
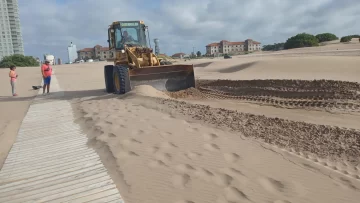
32,86,42,90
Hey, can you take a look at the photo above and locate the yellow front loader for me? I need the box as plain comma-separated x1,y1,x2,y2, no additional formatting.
104,20,195,94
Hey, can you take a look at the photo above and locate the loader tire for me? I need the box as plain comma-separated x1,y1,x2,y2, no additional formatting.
104,65,114,93
113,65,131,94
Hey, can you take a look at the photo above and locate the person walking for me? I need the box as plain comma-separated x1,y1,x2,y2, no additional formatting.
41,60,52,95
9,65,18,96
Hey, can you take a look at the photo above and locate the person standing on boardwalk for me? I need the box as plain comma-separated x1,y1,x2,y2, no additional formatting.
41,60,52,95
9,65,18,96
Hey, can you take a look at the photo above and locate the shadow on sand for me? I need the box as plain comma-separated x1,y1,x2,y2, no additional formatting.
218,61,258,73
194,62,213,68
0,89,119,102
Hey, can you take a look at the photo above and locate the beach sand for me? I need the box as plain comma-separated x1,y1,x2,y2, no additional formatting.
0,66,41,169
53,50,360,203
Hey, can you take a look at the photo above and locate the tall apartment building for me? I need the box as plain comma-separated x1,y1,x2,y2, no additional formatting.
67,42,78,63
0,0,24,60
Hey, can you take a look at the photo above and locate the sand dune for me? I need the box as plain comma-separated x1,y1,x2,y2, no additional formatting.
54,49,360,203
196,56,360,82
73,86,360,203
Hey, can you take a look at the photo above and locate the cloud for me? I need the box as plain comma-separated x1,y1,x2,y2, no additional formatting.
19,0,360,61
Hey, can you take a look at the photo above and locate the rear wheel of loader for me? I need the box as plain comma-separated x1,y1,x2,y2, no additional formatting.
104,65,114,93
113,65,131,94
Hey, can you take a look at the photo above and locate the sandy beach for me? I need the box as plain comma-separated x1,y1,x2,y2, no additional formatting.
0,42,360,202
2,0,360,200
51,45,360,203
0,66,41,169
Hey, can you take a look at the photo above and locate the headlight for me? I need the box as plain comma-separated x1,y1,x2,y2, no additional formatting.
121,49,125,53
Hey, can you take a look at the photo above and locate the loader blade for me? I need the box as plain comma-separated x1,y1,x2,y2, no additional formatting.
129,64,195,92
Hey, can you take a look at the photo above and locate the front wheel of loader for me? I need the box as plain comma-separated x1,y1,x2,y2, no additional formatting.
113,65,131,94
104,65,114,93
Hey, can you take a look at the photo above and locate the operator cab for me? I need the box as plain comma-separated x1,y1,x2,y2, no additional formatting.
108,21,148,50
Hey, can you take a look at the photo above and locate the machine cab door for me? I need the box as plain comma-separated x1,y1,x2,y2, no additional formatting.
107,27,115,58
107,28,115,49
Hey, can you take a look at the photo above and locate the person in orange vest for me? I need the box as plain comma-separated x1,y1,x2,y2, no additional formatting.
9,65,18,96
41,60,52,95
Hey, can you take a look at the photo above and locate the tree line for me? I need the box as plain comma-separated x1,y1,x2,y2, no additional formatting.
340,35,360,42
262,33,359,51
0,54,39,68
262,43,285,51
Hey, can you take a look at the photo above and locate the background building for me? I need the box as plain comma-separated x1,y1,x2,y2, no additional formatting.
171,52,186,59
0,0,24,60
44,54,55,65
77,45,114,61
206,39,261,55
67,42,78,63
154,38,160,55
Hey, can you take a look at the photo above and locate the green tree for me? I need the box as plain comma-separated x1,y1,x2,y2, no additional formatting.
340,35,360,42
196,51,201,57
0,54,40,68
262,42,285,51
284,33,319,49
315,33,338,43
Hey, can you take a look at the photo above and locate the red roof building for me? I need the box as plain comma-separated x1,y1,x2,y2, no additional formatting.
171,52,186,58
77,45,113,60
206,39,261,55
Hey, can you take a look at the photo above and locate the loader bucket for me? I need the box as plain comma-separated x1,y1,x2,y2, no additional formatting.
128,64,195,92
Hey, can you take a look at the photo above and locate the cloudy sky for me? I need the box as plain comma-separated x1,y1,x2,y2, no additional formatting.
19,0,359,62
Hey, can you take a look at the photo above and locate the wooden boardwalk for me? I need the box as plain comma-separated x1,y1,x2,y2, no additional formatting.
0,73,124,203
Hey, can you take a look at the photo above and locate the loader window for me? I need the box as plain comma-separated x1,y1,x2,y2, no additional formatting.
122,28,138,41
115,26,141,49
